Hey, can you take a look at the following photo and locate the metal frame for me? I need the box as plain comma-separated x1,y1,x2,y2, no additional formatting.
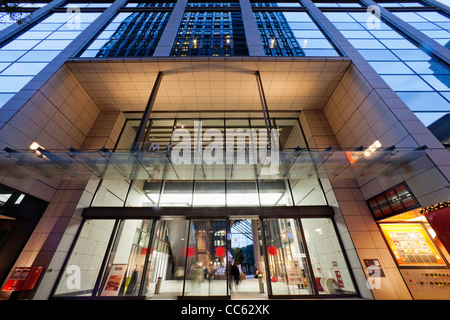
50,205,362,300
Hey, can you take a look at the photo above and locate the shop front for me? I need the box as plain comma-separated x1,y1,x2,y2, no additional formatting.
51,206,358,299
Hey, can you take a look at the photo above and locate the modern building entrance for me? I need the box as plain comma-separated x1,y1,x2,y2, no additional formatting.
51,207,359,299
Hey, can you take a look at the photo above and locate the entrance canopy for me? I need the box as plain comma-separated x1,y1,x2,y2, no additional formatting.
0,146,428,180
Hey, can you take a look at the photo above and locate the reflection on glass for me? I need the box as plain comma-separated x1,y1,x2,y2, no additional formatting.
184,219,228,296
227,181,259,206
324,11,450,135
159,181,194,207
171,11,248,56
263,218,314,295
80,11,171,57
98,220,152,297
144,219,189,299
301,218,356,295
258,180,293,206
91,179,130,207
193,181,226,206
0,12,101,108
255,10,339,56
53,219,116,297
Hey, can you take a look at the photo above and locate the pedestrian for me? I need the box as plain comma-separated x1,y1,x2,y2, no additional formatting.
230,262,240,289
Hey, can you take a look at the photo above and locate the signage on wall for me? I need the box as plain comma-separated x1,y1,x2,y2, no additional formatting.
285,261,303,285
101,264,127,296
379,224,446,267
2,267,43,292
367,183,419,221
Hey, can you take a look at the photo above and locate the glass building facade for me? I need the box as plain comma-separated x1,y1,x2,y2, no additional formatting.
0,0,449,303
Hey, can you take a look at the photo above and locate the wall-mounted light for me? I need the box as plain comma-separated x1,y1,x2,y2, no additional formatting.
29,141,46,157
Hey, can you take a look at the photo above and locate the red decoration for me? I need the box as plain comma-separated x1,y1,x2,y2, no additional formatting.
268,245,277,256
183,246,197,257
215,246,226,257
271,276,278,282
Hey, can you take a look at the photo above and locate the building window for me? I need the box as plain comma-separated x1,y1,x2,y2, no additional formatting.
324,11,450,130
171,10,248,56
0,11,101,108
254,9,340,56
79,11,171,57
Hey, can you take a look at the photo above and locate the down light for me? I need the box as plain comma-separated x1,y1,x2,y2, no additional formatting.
29,141,45,157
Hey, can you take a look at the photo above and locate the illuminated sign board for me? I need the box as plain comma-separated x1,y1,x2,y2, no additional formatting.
380,224,446,267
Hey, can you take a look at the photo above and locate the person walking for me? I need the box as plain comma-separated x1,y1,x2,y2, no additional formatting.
230,262,240,290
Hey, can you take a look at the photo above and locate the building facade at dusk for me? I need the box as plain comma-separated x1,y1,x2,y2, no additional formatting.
0,0,449,300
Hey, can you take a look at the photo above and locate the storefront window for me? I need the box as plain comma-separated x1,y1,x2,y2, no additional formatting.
263,218,314,295
98,220,153,297
53,219,116,297
144,219,190,299
301,218,356,295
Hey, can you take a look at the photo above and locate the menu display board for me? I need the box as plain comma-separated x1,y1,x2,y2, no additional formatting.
379,224,446,267
101,264,127,296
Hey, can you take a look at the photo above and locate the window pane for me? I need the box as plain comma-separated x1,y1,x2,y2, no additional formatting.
143,219,189,299
263,218,314,295
381,75,433,91
302,218,356,295
98,220,153,297
368,61,414,74
226,181,259,206
184,219,227,296
397,92,450,111
193,181,226,207
258,180,293,206
53,219,116,297
159,181,193,207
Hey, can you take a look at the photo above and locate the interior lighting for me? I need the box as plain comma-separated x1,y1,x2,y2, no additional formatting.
270,38,276,48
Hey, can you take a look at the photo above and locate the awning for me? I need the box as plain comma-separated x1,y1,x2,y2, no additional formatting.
0,146,429,181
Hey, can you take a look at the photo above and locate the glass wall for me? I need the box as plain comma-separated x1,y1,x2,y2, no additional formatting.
253,9,340,56
184,219,228,296
144,218,189,299
301,218,356,294
79,11,171,57
171,10,248,56
392,11,450,46
53,219,116,297
90,114,328,208
263,218,314,295
98,219,152,297
52,216,357,298
324,11,450,128
0,11,101,108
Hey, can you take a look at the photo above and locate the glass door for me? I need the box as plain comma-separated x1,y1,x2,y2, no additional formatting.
183,219,228,297
227,217,268,299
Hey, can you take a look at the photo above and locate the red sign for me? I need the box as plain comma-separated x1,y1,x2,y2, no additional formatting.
424,206,450,256
22,267,44,291
335,270,345,288
2,267,31,291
